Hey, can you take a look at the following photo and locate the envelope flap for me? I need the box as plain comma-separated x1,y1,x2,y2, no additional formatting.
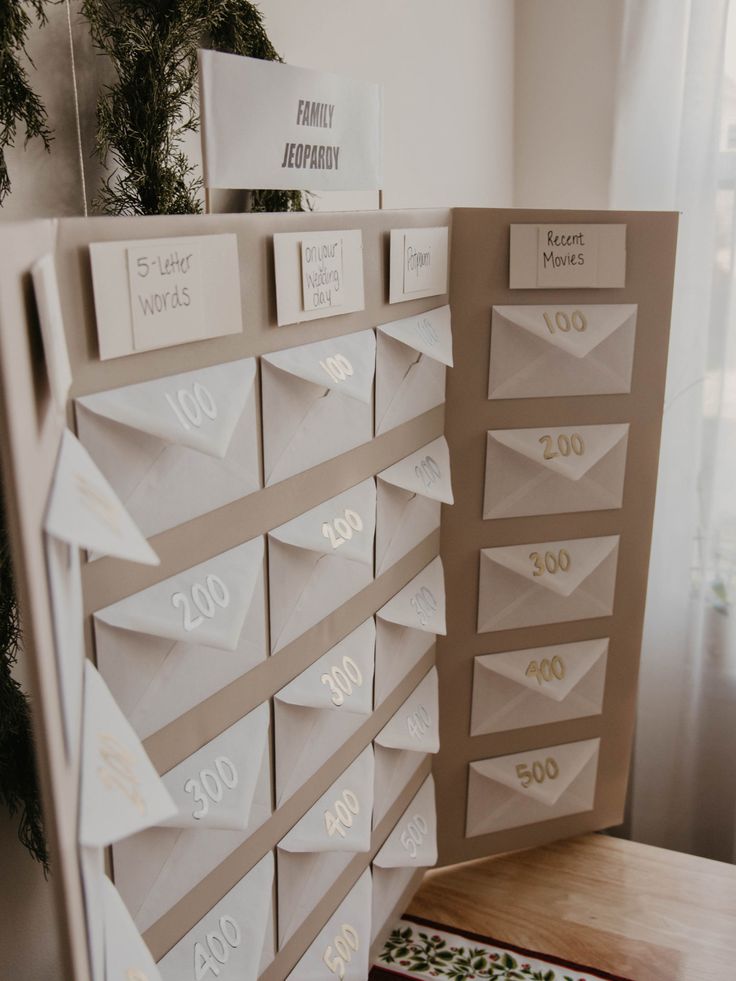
263,329,375,402
102,876,162,981
280,746,374,853
483,536,619,598
377,556,446,634
378,436,454,503
79,662,176,847
44,430,158,565
375,667,439,753
472,738,599,806
494,304,636,358
488,425,629,481
161,703,269,829
377,305,453,365
94,537,263,651
77,358,256,459
275,619,375,712
373,775,437,868
269,479,375,564
477,639,609,703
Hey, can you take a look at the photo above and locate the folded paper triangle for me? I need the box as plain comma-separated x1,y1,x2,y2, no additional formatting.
373,774,437,868
378,436,454,503
375,668,439,754
483,536,619,599
494,304,636,359
488,424,629,482
77,359,256,459
262,330,375,403
476,639,609,703
377,556,446,634
377,306,453,366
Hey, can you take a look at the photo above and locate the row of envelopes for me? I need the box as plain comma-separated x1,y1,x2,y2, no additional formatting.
74,303,453,541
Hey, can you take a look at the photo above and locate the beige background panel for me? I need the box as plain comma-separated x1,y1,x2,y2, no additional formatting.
434,207,677,865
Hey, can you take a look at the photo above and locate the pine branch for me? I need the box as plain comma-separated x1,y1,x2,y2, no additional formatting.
0,481,48,871
0,0,52,204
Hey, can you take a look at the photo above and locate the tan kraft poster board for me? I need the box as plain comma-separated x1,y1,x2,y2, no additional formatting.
0,207,677,981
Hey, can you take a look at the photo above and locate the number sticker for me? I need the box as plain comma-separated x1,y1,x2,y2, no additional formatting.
525,656,566,685
542,310,587,335
515,756,560,789
125,971,149,981
414,455,442,489
410,586,437,627
539,433,585,460
319,355,354,384
165,382,217,431
320,655,364,706
529,549,571,577
97,732,146,815
399,813,429,859
322,509,364,550
171,574,230,631
193,914,241,980
183,756,239,820
407,704,431,740
324,789,360,838
323,924,360,979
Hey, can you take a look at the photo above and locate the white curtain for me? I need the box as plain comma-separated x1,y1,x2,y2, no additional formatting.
611,0,736,857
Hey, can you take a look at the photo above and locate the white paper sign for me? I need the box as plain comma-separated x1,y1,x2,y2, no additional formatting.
127,241,204,351
301,233,345,311
31,254,72,410
509,224,626,288
390,227,449,303
198,50,382,191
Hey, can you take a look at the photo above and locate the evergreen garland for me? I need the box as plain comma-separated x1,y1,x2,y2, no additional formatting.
0,482,48,872
82,0,306,215
0,0,52,204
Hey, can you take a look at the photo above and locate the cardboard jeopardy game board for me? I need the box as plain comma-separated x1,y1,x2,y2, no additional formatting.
0,207,677,981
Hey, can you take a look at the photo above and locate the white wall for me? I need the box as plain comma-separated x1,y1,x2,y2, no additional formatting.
514,0,623,208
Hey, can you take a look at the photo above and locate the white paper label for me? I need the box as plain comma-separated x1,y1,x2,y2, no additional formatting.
390,227,449,303
509,224,626,289
127,242,204,351
301,235,344,311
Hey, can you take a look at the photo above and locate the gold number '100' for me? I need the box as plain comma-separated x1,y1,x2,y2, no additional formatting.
539,433,585,460
525,656,566,685
542,310,587,334
515,756,559,788
529,549,570,576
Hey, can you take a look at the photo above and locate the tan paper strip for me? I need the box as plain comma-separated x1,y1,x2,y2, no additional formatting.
144,684,435,960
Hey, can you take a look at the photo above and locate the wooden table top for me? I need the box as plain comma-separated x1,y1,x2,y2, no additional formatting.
407,834,736,981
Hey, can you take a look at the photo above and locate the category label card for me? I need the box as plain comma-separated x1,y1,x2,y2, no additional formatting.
509,223,626,288
273,229,364,326
90,233,242,360
390,227,449,303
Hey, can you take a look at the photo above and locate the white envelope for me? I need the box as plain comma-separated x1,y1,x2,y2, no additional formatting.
79,663,176,848
80,846,106,981
377,436,453,574
45,429,158,566
376,306,453,435
373,774,437,869
374,618,435,707
94,536,266,740
370,865,416,944
157,851,275,981
477,536,620,633
114,703,271,933
288,869,372,981
277,747,374,945
45,536,84,759
484,424,629,519
268,480,376,654
372,745,428,829
375,668,440,755
465,738,600,837
102,875,162,981
471,639,609,735
76,358,260,540
377,556,446,637
489,304,637,399
274,619,375,804
261,330,375,485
